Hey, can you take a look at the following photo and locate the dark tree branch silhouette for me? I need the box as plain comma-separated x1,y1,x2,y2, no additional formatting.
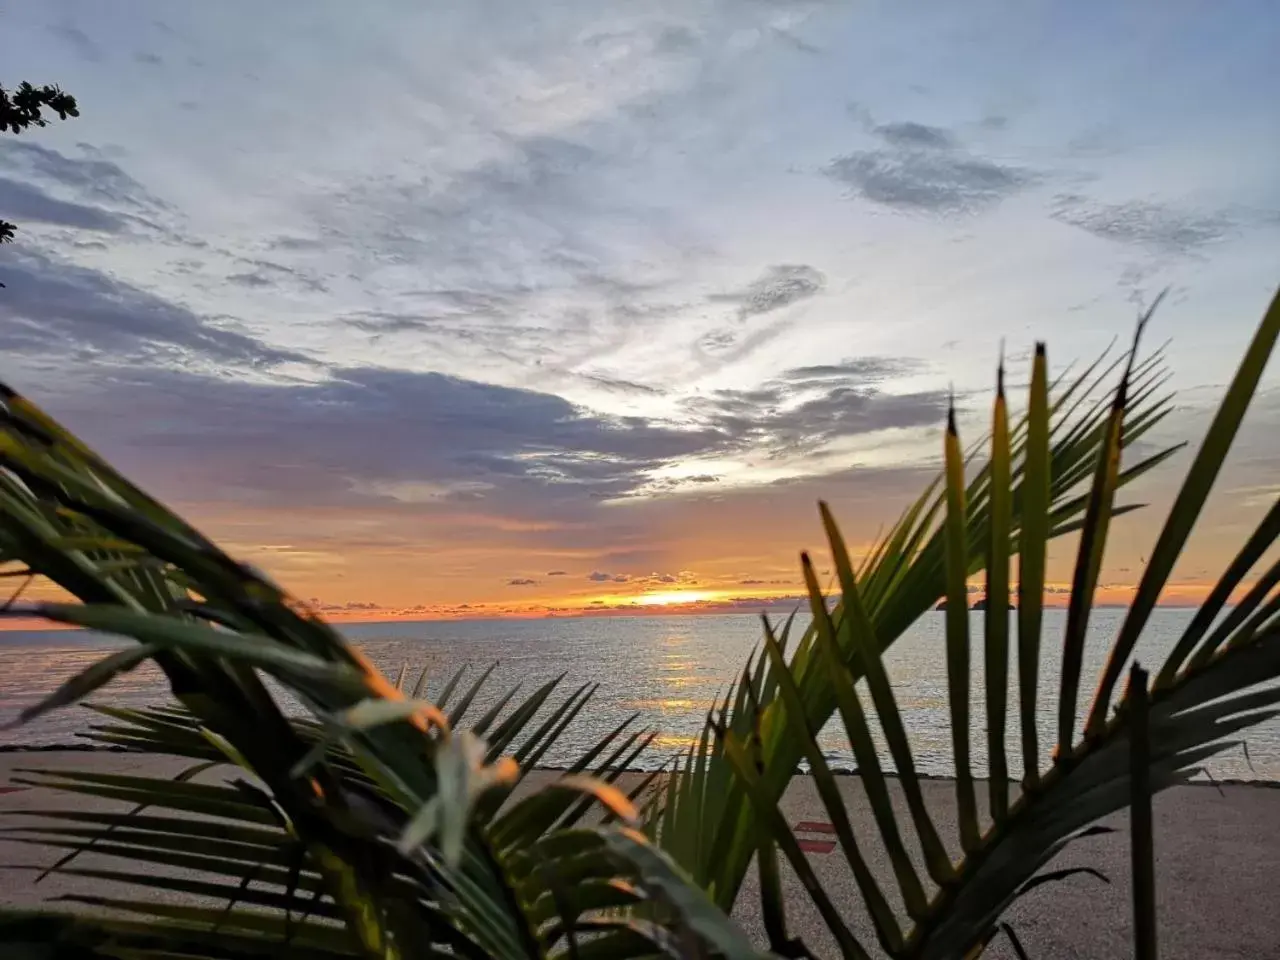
0,81,80,284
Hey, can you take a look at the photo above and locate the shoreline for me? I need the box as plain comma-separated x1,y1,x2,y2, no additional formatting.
3,743,1277,787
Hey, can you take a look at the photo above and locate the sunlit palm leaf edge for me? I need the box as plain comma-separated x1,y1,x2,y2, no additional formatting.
668,287,1280,960
0,391,764,960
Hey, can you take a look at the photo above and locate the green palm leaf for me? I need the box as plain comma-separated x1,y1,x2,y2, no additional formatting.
664,286,1280,958
0,384,756,958
659,329,1184,908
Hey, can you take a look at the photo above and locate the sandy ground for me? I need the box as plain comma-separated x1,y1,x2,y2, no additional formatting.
1,750,1277,959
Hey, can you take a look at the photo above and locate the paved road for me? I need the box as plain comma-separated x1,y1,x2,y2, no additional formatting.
1,751,1276,959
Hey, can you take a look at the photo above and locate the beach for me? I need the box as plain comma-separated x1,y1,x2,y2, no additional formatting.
2,750,1276,959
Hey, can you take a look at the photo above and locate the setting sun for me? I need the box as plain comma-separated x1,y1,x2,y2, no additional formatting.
632,590,722,607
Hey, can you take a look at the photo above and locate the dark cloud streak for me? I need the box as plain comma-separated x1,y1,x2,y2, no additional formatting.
0,249,307,368
0,141,160,211
0,177,126,232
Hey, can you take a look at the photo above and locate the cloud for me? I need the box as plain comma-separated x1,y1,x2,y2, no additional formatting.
653,25,699,55
588,571,630,583
873,121,956,150
780,357,922,387
311,134,633,292
1049,195,1235,253
0,177,126,232
313,600,380,612
225,258,328,294
578,372,665,395
0,141,161,212
19,360,733,517
684,355,944,458
0,290,941,517
0,248,308,369
506,578,538,586
827,119,1034,215
639,570,697,585
48,22,101,61
828,149,1034,215
711,264,826,319
226,272,275,288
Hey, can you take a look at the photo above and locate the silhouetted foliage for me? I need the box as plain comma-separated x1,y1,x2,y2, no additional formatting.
0,81,80,276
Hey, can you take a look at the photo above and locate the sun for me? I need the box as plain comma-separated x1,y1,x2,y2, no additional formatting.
632,590,720,607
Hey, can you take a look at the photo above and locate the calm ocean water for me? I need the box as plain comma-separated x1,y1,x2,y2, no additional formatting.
0,609,1274,781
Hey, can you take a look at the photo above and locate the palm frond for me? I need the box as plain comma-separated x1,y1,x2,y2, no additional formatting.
658,324,1186,908
669,286,1280,958
0,384,760,958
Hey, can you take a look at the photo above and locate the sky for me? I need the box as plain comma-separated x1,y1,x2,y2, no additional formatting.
0,0,1278,620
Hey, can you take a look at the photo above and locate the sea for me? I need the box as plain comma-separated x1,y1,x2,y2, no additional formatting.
0,609,1275,782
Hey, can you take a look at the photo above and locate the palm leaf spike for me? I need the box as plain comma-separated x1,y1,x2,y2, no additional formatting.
1223,579,1280,652
689,660,756,880
819,504,955,888
1009,350,1053,699
943,395,981,853
1128,663,1157,960
1092,285,1280,724
1054,316,1146,757
436,662,470,709
447,661,500,727
1057,311,1146,758
985,352,1012,824
410,663,431,699
758,613,904,955
1154,497,1280,689
1187,550,1280,653
742,649,803,959
471,680,524,737
710,712,871,960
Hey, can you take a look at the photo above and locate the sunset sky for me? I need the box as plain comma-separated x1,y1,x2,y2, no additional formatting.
1,1,1278,620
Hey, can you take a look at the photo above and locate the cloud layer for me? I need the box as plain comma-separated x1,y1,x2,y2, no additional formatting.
0,0,1276,611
